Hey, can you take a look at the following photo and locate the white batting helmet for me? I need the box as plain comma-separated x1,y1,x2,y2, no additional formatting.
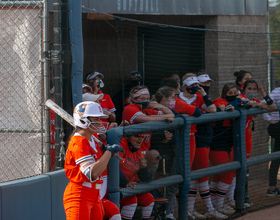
73,101,108,129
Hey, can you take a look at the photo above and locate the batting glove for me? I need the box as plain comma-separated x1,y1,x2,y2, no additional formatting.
106,144,124,155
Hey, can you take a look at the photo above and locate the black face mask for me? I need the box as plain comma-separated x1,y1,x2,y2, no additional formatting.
128,142,139,153
225,95,238,102
131,80,141,86
186,86,198,94
134,101,149,109
201,86,210,94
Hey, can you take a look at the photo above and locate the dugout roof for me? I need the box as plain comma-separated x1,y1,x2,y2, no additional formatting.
81,0,267,15
47,0,268,15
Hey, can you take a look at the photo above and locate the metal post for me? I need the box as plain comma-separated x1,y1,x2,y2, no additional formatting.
42,0,51,172
106,127,124,207
178,115,191,220
53,0,64,168
234,109,247,211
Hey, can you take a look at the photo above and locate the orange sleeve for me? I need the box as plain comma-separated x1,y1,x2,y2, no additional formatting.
173,99,196,116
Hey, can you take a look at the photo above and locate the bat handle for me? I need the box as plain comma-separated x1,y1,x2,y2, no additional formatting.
113,153,123,161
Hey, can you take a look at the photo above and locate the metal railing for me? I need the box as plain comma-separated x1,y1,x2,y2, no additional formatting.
106,104,280,220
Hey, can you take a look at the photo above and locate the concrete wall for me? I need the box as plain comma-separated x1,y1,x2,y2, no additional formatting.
204,15,269,179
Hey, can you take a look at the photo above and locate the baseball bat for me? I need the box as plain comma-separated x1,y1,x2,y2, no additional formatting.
45,99,123,160
45,99,75,127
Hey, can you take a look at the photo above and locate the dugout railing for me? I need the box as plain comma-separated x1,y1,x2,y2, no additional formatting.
106,104,280,220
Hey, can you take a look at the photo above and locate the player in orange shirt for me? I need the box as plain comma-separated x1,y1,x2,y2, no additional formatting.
238,80,276,208
86,71,116,124
174,73,219,219
122,85,174,174
119,134,154,220
63,101,124,220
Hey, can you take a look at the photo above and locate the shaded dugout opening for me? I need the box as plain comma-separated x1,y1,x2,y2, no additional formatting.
82,14,205,97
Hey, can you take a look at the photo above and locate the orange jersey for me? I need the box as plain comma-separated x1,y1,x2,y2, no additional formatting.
178,93,205,110
64,134,103,185
238,94,260,129
123,104,161,150
119,137,142,182
99,93,116,124
213,98,231,127
173,97,197,133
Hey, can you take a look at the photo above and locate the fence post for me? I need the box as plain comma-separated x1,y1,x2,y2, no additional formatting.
43,0,51,173
106,127,123,207
178,115,191,220
234,109,247,211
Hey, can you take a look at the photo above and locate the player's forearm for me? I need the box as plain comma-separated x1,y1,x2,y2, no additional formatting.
108,112,116,122
204,104,216,113
91,151,112,180
159,106,173,115
135,114,173,123
259,102,277,111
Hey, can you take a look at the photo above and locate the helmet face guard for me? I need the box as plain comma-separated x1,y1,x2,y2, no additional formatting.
88,121,109,134
73,101,108,130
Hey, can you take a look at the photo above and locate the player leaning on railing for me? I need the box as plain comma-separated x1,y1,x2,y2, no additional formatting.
238,79,276,208
122,85,175,174
209,83,242,216
119,134,155,220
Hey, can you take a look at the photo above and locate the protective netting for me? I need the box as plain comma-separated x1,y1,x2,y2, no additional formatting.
0,2,43,182
81,11,280,219
1,2,280,218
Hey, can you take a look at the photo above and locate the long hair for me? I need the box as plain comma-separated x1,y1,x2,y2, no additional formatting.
153,86,175,103
234,70,252,86
221,83,238,99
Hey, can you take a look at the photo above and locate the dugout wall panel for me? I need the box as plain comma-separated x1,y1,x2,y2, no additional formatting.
0,175,51,220
46,170,69,220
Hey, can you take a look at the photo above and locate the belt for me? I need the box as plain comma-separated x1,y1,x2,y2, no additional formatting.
82,181,102,190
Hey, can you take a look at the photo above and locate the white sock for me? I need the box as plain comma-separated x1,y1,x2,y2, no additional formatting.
226,177,236,202
198,180,214,211
142,202,154,219
110,214,121,220
210,181,218,208
121,203,137,219
216,182,231,208
188,180,198,211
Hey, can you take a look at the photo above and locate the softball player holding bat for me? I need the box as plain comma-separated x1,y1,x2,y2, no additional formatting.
63,101,124,220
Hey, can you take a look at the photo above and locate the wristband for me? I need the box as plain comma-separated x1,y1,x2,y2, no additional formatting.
264,95,273,105
203,95,214,107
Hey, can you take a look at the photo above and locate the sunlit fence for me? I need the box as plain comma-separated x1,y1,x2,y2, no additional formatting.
0,1,44,182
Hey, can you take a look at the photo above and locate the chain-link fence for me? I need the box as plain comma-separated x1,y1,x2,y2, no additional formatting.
2,1,280,219
0,1,44,182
